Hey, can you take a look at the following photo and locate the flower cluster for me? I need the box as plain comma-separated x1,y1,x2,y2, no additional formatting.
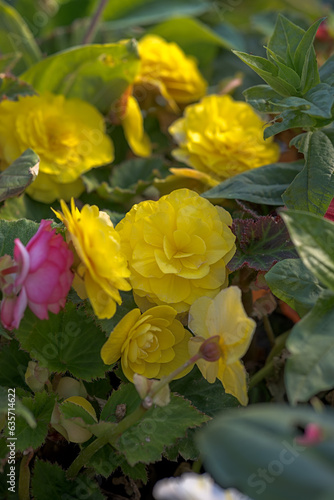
54,199,131,319
0,93,114,203
0,220,73,330
116,188,236,312
169,94,280,184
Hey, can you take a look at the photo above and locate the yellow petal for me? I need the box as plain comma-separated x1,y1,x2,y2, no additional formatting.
122,95,151,157
101,309,141,364
218,360,248,406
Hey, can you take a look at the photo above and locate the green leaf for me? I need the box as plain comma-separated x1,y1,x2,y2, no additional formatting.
0,340,30,389
263,109,316,139
0,149,39,203
88,444,147,482
16,303,112,381
0,0,42,74
266,49,301,90
0,386,35,428
0,218,39,257
265,258,326,317
102,0,211,29
0,74,36,101
4,391,55,452
32,459,104,500
281,210,334,292
282,131,334,215
286,291,334,404
198,404,334,500
0,194,57,222
20,41,140,113
319,53,334,85
232,51,297,97
243,85,284,113
267,14,305,68
202,161,303,206
293,18,323,93
100,383,208,466
228,216,297,272
171,365,239,417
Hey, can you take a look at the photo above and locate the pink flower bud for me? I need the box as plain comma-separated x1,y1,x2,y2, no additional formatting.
1,220,73,330
199,336,222,362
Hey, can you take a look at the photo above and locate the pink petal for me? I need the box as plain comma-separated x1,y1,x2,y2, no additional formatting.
14,239,30,287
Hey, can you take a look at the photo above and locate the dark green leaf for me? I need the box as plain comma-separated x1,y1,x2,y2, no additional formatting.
198,404,334,500
0,194,56,222
294,18,323,93
20,41,140,113
88,444,147,482
4,391,55,452
282,131,334,215
228,216,297,272
0,339,30,389
319,53,334,85
202,161,303,206
0,0,42,74
267,14,305,68
265,258,326,317
286,291,334,403
0,149,39,202
0,218,39,257
32,459,104,500
243,85,284,113
263,109,316,139
16,303,112,381
0,74,36,101
281,210,334,292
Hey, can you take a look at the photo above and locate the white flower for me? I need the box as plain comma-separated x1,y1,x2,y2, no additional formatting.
153,473,252,500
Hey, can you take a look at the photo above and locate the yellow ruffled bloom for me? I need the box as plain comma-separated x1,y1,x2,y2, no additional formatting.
53,199,131,319
101,305,192,381
188,286,256,406
116,188,236,313
136,35,207,111
0,92,114,202
169,94,280,184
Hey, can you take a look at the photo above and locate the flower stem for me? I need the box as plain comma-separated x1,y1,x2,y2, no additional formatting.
248,329,290,389
81,0,109,45
263,314,275,346
67,353,202,479
19,451,33,500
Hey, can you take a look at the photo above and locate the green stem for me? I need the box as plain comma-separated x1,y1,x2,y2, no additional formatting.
263,314,275,346
67,353,202,479
81,0,109,45
248,330,290,390
19,452,33,500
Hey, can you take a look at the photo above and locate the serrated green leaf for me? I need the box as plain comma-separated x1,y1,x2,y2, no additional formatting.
170,365,239,417
88,444,147,482
0,149,39,202
4,391,55,452
228,216,297,272
243,84,284,113
281,210,334,293
0,218,39,257
16,303,112,381
282,131,334,215
20,41,140,113
202,161,303,206
0,74,36,101
294,18,323,93
0,339,30,389
0,0,42,75
232,50,297,97
198,404,334,500
100,383,208,466
267,14,305,68
286,291,334,404
265,258,326,317
32,459,105,500
0,194,57,222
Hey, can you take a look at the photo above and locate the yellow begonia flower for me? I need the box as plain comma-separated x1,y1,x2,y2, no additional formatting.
101,305,192,381
53,199,131,319
0,92,114,203
188,286,256,406
136,35,207,111
121,95,151,157
169,94,280,184
116,188,236,313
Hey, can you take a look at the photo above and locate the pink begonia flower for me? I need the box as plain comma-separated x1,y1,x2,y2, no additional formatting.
324,197,334,222
1,220,73,330
295,423,324,446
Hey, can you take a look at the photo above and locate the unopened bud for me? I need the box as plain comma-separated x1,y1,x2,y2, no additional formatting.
199,336,222,362
25,361,49,392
